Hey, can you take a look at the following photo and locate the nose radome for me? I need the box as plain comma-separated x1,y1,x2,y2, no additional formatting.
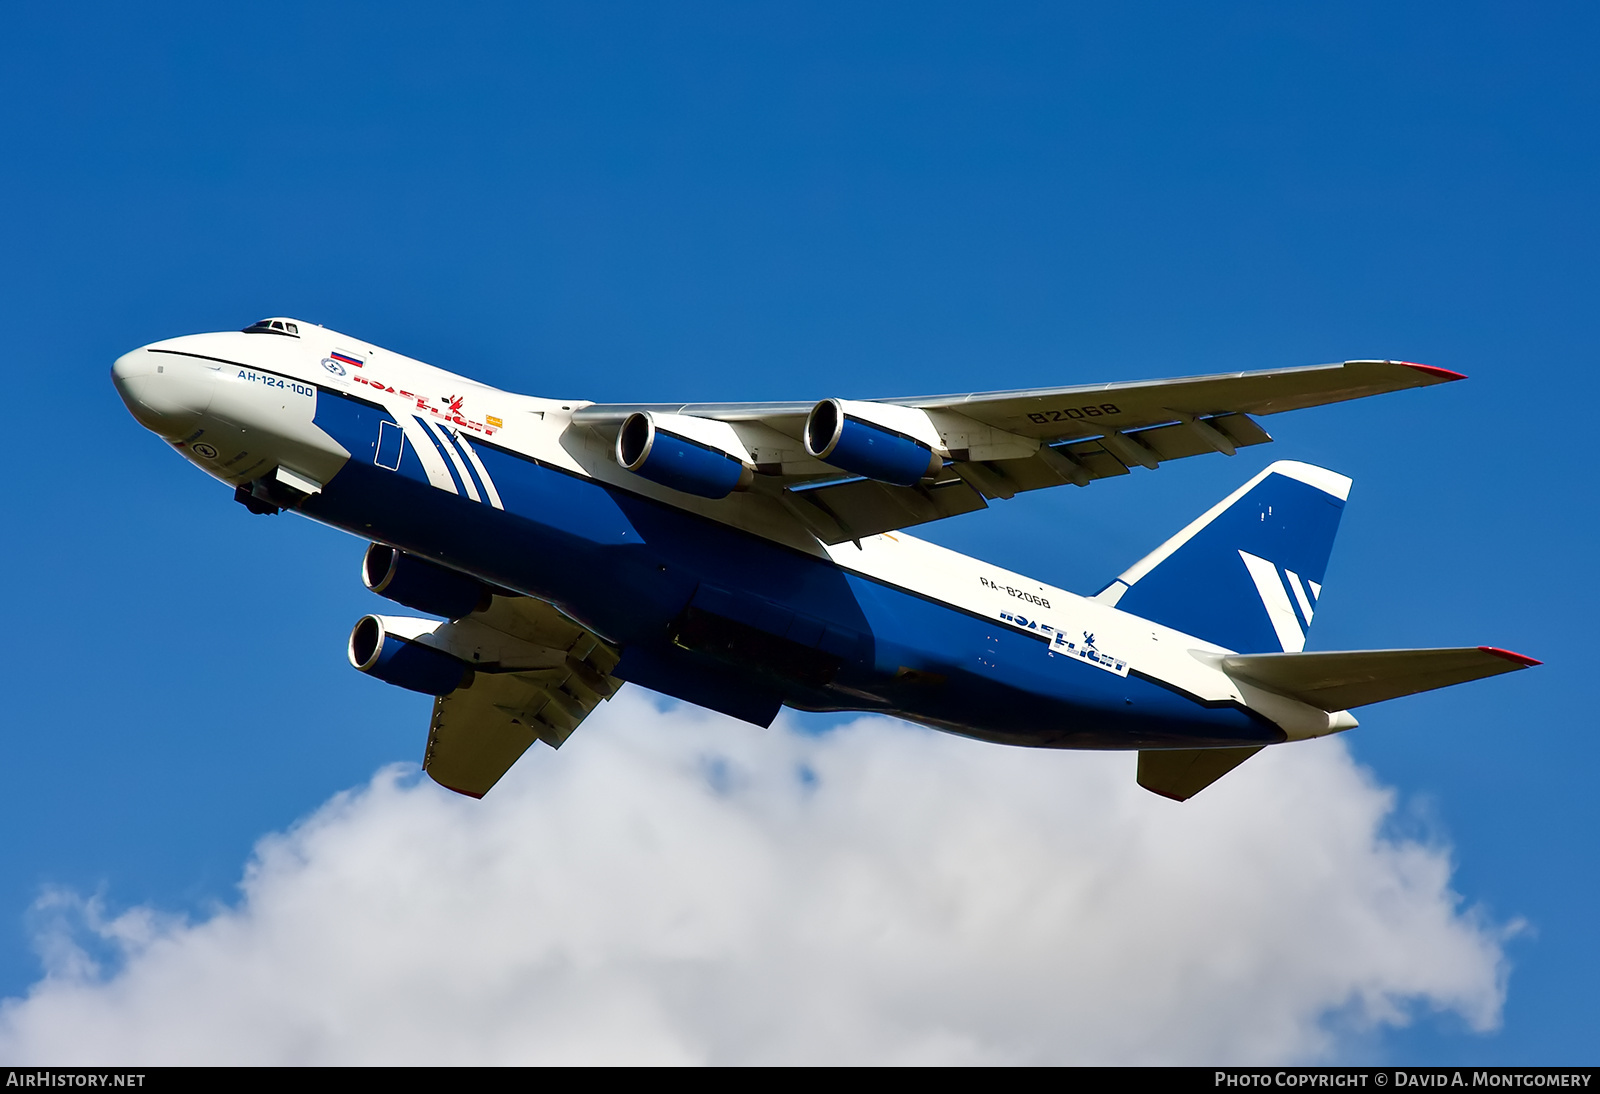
111,347,215,438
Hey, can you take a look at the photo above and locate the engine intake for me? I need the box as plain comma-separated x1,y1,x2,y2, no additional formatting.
348,615,473,696
804,399,943,486
616,411,755,499
363,544,491,619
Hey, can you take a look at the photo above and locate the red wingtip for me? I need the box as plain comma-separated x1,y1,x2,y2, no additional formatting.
1400,361,1467,382
1478,646,1542,667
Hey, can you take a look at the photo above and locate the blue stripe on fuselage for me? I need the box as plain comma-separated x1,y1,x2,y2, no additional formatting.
306,390,1280,749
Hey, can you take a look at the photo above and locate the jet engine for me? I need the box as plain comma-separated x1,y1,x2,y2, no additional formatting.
363,544,492,619
616,411,756,499
804,399,944,486
348,614,474,695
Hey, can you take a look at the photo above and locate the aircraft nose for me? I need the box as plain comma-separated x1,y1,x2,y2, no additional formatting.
111,347,215,437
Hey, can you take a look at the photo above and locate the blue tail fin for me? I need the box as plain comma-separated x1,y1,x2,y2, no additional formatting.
1094,461,1350,653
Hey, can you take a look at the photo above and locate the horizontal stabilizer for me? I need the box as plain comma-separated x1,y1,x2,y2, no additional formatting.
1221,646,1539,712
1138,746,1265,801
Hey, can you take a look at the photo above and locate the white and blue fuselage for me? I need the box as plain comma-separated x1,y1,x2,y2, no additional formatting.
111,319,1356,763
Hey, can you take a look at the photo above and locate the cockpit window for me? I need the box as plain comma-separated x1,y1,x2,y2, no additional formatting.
242,318,301,337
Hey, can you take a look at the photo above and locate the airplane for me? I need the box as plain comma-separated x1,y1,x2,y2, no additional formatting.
110,317,1538,802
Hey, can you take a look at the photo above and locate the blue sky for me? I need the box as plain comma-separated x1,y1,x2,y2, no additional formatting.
0,2,1593,1063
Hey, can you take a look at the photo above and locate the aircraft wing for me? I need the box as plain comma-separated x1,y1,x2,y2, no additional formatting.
422,596,622,798
572,360,1461,543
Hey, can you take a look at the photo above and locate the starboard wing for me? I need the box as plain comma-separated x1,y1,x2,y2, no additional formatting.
570,361,1461,543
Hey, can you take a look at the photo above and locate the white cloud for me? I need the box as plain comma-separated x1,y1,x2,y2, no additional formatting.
0,693,1513,1064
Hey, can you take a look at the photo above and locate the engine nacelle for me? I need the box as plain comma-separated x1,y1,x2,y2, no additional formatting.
363,544,491,619
616,411,755,499
348,615,474,696
804,399,944,486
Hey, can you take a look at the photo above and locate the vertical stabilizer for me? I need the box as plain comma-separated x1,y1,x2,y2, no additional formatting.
1095,461,1350,654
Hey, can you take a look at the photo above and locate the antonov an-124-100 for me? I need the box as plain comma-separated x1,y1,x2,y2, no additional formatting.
111,318,1537,801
